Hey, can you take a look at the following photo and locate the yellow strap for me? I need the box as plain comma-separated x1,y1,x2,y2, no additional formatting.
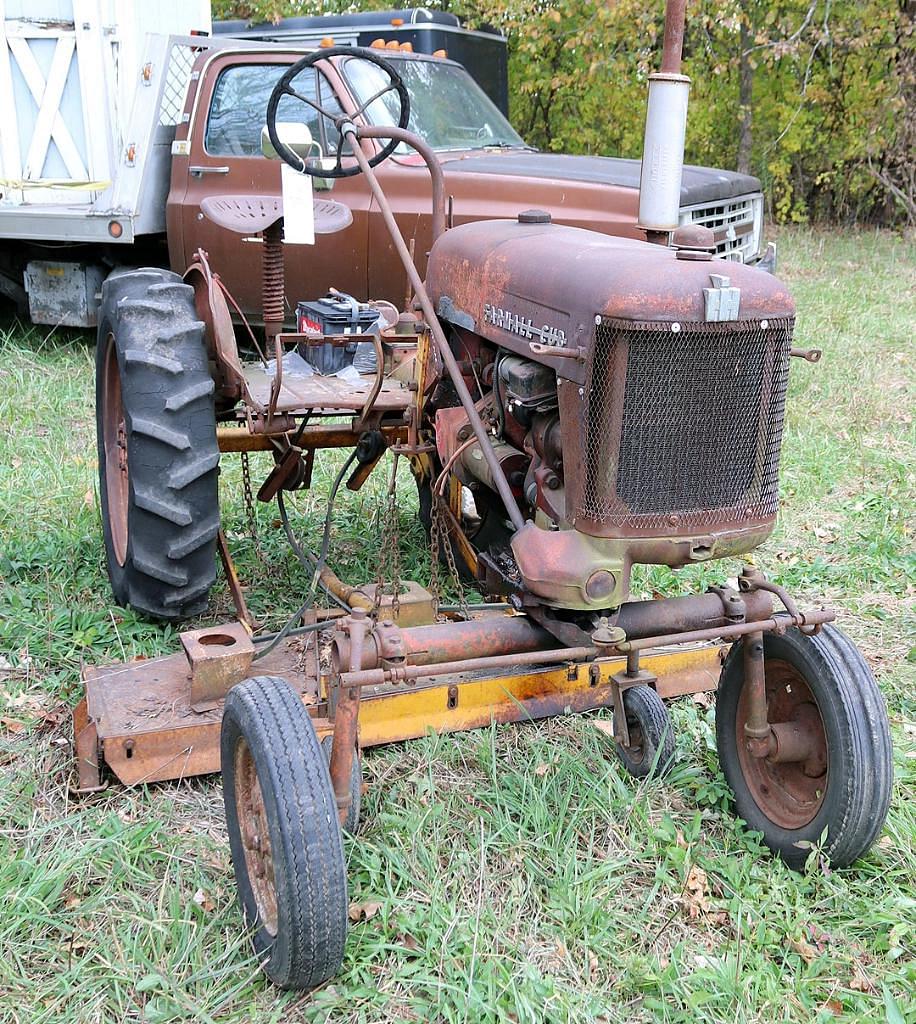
0,178,111,191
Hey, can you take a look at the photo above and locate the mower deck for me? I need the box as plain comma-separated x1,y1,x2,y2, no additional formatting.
73,613,722,791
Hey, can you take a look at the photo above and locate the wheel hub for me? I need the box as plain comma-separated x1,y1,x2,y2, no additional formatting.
235,739,278,935
736,659,829,830
102,335,130,566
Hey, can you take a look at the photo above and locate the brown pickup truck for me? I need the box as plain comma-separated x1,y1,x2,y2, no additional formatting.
1,37,768,327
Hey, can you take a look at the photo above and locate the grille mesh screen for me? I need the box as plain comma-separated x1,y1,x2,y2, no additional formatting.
580,317,792,530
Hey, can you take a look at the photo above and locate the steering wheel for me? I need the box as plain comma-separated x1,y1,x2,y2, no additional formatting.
266,47,410,180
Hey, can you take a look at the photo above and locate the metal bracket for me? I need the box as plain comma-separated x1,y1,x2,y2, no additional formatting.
610,667,658,748
181,622,255,712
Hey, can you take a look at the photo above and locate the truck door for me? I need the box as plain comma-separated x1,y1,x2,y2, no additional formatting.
171,51,371,317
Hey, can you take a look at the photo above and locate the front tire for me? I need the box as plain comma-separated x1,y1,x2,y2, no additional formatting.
96,268,219,620
614,684,676,779
716,625,893,868
222,676,348,990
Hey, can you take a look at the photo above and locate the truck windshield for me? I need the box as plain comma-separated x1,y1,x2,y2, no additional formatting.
344,57,527,153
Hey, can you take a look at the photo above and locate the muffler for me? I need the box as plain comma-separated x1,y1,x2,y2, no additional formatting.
638,0,691,236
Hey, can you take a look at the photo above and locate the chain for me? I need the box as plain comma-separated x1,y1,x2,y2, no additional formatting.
374,453,403,621
241,451,266,564
430,485,470,620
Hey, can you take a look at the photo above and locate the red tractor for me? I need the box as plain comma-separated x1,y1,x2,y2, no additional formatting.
79,1,892,991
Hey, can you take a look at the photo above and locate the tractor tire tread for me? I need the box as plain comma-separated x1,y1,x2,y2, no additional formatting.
96,267,219,621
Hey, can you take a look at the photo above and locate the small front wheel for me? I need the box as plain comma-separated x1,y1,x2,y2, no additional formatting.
221,676,348,990
716,625,893,869
614,684,676,779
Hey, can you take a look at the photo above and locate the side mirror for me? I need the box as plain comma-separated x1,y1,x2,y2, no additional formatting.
260,123,335,191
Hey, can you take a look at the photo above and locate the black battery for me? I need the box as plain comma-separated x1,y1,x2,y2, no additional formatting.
296,294,382,375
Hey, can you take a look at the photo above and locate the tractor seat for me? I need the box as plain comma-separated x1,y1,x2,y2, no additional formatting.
199,195,353,235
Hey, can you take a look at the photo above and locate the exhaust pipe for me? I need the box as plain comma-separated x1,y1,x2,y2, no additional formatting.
638,0,691,240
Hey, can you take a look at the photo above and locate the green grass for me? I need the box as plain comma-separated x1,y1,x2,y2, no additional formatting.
1,227,914,1023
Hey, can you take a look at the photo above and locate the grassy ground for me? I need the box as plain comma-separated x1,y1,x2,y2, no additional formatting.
0,227,913,1023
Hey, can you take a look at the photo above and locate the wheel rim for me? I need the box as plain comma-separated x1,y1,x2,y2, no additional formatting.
736,658,829,830
622,718,646,765
234,738,278,935
101,335,129,566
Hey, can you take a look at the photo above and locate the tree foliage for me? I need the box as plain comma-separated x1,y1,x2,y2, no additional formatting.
211,0,915,225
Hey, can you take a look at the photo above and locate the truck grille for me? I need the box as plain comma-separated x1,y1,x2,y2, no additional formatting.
679,193,763,263
579,317,792,532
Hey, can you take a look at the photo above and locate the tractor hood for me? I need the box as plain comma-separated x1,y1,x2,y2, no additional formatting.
428,218,794,387
438,151,762,206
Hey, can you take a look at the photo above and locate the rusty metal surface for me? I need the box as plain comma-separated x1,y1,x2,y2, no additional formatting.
352,581,437,626
617,607,836,653
736,656,828,828
180,621,256,712
242,362,412,415
234,736,279,933
79,632,723,787
660,0,688,74
573,316,792,539
83,640,319,786
217,529,258,631
216,423,407,452
334,614,555,673
427,220,795,388
200,195,283,234
72,697,104,793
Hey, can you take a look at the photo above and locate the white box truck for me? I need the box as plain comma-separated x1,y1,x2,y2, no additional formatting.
0,0,210,323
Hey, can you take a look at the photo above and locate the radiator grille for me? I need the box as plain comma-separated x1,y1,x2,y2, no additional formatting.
679,193,763,263
580,317,792,531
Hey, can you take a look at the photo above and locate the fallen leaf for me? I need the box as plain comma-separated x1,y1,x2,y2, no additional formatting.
348,899,382,923
789,936,819,964
683,865,712,920
398,933,419,951
534,762,551,777
192,888,215,913
0,717,25,733
83,488,94,508
822,998,843,1016
692,691,711,708
849,966,874,993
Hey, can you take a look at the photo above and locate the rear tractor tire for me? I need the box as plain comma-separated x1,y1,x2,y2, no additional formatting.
716,625,893,868
96,268,220,620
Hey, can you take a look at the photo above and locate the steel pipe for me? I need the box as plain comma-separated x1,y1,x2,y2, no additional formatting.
340,645,596,689
357,125,446,242
335,614,555,672
616,609,836,653
346,124,527,532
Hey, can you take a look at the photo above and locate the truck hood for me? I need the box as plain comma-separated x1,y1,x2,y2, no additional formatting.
438,151,761,205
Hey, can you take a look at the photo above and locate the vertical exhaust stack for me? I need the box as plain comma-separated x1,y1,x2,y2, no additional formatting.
638,0,691,242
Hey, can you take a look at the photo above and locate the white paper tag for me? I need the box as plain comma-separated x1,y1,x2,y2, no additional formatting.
280,163,315,245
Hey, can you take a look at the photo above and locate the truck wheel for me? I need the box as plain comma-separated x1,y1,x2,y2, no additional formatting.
96,268,219,620
222,676,348,990
716,626,893,868
613,684,676,779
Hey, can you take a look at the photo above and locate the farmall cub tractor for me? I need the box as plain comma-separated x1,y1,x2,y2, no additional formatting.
77,1,892,991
